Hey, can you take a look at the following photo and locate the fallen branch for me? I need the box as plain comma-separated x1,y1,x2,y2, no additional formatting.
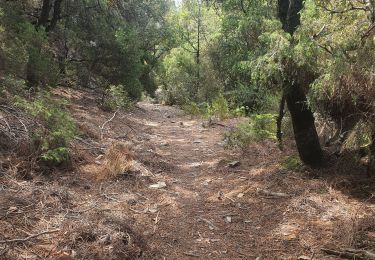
224,194,236,202
100,110,119,139
212,122,227,128
321,248,375,260
362,22,375,40
183,252,200,257
197,217,218,230
153,211,160,233
68,202,98,214
129,208,144,214
0,229,60,244
256,189,290,198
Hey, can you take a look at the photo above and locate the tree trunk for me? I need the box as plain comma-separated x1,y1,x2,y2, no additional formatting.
37,0,52,29
368,133,375,177
47,0,64,32
196,0,201,95
285,84,323,166
278,0,323,167
276,93,286,150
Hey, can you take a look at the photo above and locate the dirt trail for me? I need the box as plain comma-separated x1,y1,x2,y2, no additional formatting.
130,102,258,258
1,89,375,259
131,102,288,259
103,101,374,259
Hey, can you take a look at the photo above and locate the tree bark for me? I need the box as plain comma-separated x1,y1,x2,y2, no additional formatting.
37,0,52,29
47,0,64,32
368,133,375,177
196,0,201,95
278,0,323,167
276,93,286,150
285,83,323,166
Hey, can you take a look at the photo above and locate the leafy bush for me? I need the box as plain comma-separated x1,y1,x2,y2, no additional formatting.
224,114,277,150
15,93,76,164
18,22,60,87
158,47,196,105
231,106,248,117
182,102,206,117
101,85,133,112
208,95,229,120
231,84,265,113
0,37,28,78
0,76,27,97
182,96,230,120
281,156,303,171
251,114,277,139
342,122,372,151
224,122,254,150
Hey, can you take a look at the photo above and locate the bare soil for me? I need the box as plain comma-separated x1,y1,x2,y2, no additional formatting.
1,88,375,259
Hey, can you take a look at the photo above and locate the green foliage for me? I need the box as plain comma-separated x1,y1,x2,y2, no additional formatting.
208,95,230,120
224,122,255,150
182,95,231,120
101,85,133,112
182,102,206,117
66,2,144,99
250,114,277,139
158,47,196,105
224,114,277,150
300,0,375,126
0,76,27,97
157,1,223,105
0,5,59,88
15,93,76,164
281,156,303,171
208,1,280,113
231,106,248,117
343,122,373,151
0,37,28,78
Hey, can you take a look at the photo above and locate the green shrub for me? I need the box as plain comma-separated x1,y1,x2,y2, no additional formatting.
15,93,76,164
208,95,229,120
0,37,28,78
0,76,27,97
250,113,277,139
224,122,254,150
231,106,248,117
18,22,60,87
159,47,196,105
183,96,230,120
232,84,265,113
101,85,133,111
182,102,205,117
281,156,303,171
224,113,277,150
342,121,372,151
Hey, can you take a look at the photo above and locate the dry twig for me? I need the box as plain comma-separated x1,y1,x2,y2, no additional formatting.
321,248,375,260
183,251,200,257
0,229,60,244
256,189,290,198
100,110,119,139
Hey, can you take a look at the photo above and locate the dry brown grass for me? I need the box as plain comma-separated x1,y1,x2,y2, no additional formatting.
96,142,134,181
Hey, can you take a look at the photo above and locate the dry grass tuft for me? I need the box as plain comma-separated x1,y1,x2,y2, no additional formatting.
96,142,134,180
